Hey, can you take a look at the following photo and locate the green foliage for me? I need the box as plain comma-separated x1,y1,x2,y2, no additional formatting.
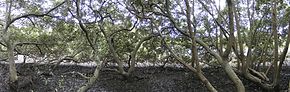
0,0,289,66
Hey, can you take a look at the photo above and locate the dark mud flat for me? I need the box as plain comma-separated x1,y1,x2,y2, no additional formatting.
0,63,289,92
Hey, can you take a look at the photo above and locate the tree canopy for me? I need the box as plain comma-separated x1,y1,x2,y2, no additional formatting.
0,0,290,92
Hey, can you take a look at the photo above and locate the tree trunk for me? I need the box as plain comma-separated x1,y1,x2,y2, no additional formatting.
3,0,18,84
275,16,290,91
271,0,279,87
234,0,244,70
162,38,217,92
77,55,102,92
106,37,127,75
223,0,245,91
99,25,127,75
164,0,245,91
196,38,245,92
128,36,155,74
7,42,17,83
184,0,217,91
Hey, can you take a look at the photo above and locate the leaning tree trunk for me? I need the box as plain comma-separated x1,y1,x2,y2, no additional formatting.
76,18,103,92
196,39,245,92
222,0,245,91
184,0,217,91
77,52,102,92
127,36,155,74
162,38,217,92
277,20,290,89
99,24,127,75
194,1,245,91
163,0,245,91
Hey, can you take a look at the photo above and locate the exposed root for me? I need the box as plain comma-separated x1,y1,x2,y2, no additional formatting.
244,71,274,90
248,68,269,81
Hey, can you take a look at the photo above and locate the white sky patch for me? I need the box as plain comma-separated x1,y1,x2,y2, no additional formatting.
41,0,53,9
215,0,226,10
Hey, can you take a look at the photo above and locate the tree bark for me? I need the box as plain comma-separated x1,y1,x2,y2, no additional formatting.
234,0,244,70
5,38,18,83
277,20,290,86
160,0,245,91
128,36,155,74
74,1,104,91
162,38,217,92
196,38,245,92
271,0,279,87
223,0,235,58
2,0,65,84
3,0,18,84
77,56,102,92
184,0,217,91
97,15,127,75
224,0,245,91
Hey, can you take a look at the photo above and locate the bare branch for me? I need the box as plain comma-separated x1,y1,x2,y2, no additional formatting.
78,21,96,51
197,0,229,39
27,17,36,27
4,1,66,31
15,42,46,46
110,20,138,37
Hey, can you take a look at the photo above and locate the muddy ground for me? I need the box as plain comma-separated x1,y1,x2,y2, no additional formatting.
0,63,289,92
